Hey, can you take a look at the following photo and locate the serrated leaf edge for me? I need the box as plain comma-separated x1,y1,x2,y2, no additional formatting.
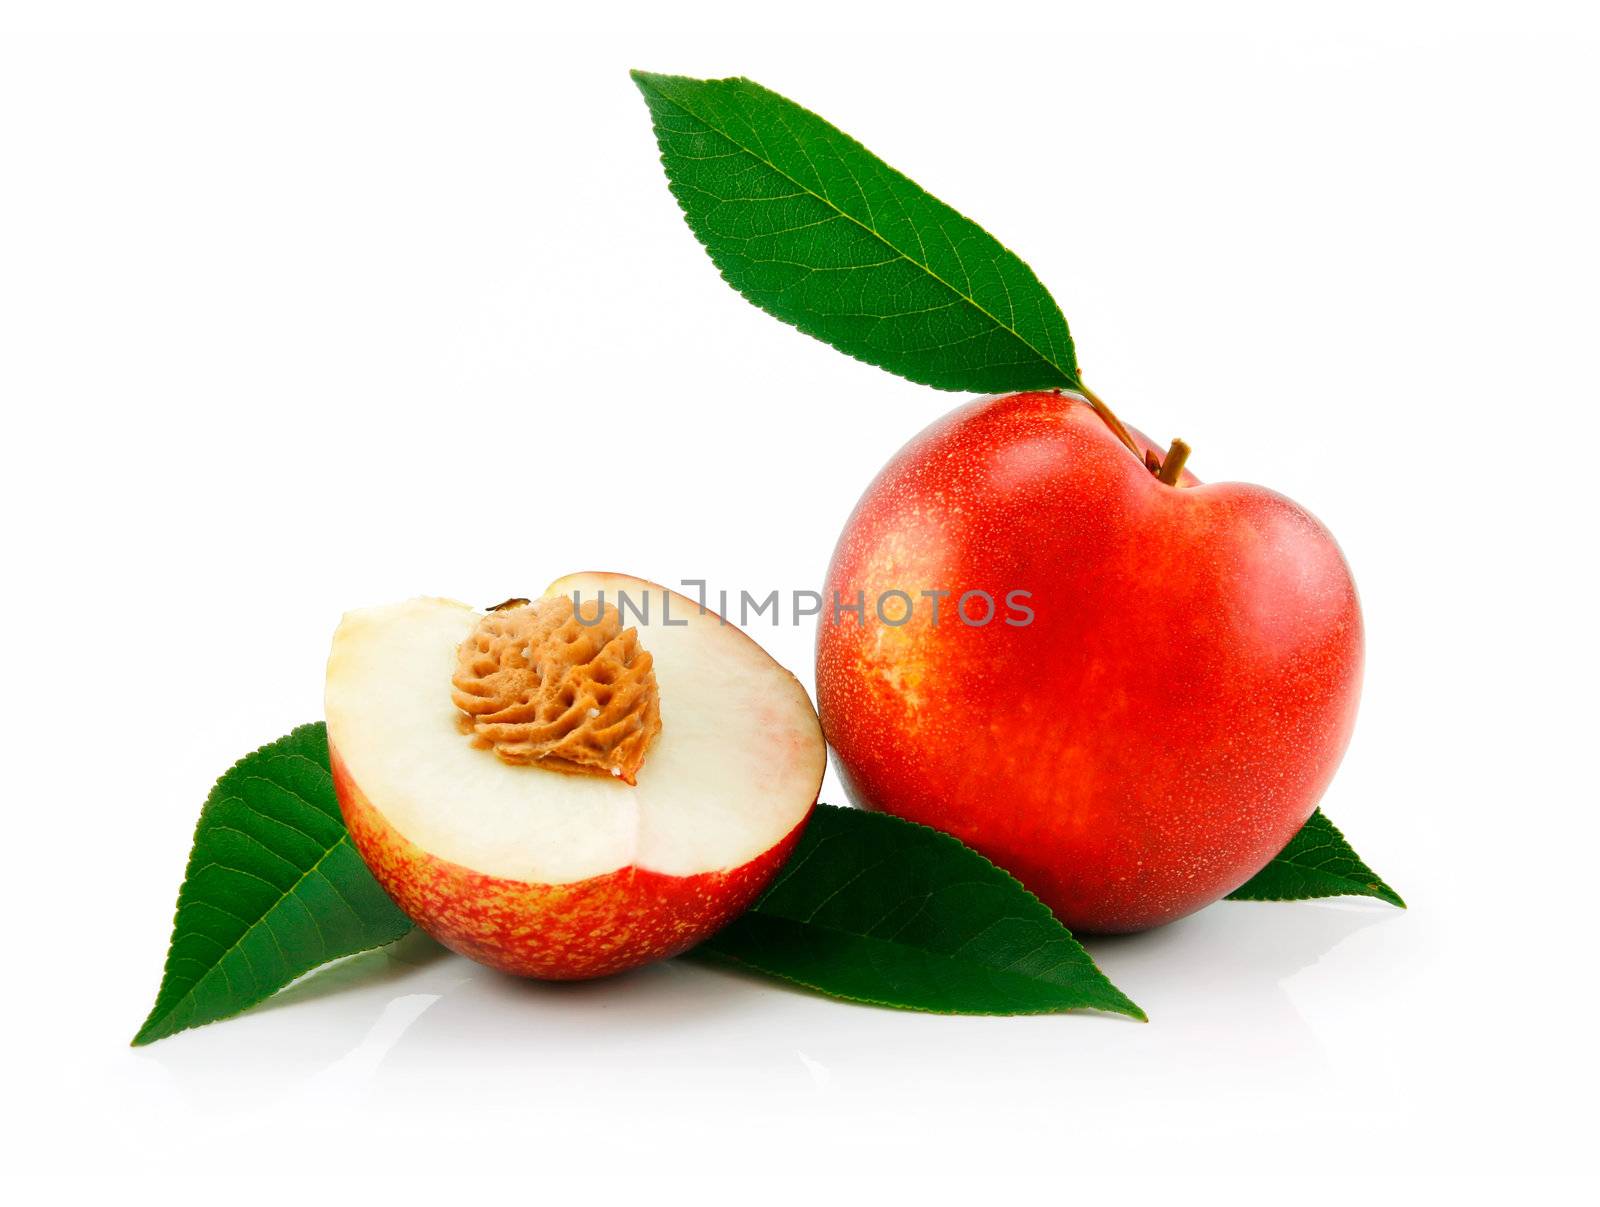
695,803,1146,1020
132,835,404,1045
1227,811,1406,909
629,69,1079,394
132,723,410,1046
690,934,1146,1021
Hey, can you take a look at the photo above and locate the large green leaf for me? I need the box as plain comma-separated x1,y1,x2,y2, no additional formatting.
1228,810,1405,907
632,70,1080,394
690,804,1144,1019
133,723,413,1046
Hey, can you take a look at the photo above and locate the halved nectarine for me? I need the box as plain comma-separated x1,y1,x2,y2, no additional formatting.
325,572,824,979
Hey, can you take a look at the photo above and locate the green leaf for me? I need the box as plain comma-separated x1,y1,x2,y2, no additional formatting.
133,723,414,1046
1228,810,1406,908
632,70,1080,394
689,804,1144,1019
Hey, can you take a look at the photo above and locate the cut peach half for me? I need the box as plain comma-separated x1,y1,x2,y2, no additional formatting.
324,572,824,980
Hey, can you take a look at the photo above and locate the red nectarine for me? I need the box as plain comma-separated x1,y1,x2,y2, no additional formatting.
817,391,1362,934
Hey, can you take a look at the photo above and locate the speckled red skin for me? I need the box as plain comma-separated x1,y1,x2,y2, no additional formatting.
331,744,811,979
817,391,1362,934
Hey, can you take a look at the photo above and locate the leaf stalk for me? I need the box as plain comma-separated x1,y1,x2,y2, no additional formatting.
1074,382,1144,460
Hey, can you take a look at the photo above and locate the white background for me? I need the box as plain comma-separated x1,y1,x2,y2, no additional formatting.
3,2,1597,1198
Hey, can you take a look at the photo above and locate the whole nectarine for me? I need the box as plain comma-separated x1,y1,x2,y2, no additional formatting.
817,391,1362,933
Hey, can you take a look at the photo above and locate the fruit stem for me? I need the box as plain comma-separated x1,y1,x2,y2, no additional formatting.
1075,382,1144,460
1155,438,1191,485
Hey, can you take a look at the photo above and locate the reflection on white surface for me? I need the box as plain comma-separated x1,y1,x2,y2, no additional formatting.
304,992,442,1098
58,877,1580,1190
91,897,1431,1195
795,1049,833,1094
132,898,1395,1109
